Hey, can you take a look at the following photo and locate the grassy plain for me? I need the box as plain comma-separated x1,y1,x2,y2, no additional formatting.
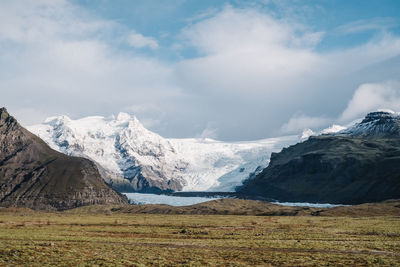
0,206,399,266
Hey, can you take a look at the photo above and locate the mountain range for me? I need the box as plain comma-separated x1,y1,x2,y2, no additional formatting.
28,113,299,193
2,106,399,209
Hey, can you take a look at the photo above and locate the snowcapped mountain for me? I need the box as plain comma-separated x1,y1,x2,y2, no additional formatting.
299,110,400,139
28,113,300,193
340,110,400,137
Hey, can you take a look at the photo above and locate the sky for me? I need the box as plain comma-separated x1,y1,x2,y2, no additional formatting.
1,0,400,141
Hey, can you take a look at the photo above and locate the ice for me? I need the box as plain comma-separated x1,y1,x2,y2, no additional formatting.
123,193,344,208
123,193,221,206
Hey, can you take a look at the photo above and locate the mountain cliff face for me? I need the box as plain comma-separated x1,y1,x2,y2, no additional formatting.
28,113,299,193
240,111,400,204
0,108,127,210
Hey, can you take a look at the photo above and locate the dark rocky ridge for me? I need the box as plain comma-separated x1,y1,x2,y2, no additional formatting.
0,108,127,210
239,111,400,204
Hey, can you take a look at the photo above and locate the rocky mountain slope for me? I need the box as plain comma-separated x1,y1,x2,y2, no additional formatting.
28,113,299,193
0,108,127,210
239,111,400,204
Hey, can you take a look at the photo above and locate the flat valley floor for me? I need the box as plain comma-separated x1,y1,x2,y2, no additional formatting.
0,209,399,266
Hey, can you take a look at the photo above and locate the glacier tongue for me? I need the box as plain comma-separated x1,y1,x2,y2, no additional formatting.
27,113,300,192
169,136,299,191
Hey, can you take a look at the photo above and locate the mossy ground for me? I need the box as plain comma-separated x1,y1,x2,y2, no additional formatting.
0,209,399,266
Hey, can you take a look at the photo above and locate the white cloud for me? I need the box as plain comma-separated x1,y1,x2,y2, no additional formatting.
0,0,113,43
176,6,322,97
126,103,166,128
340,81,400,122
127,31,158,49
0,0,178,127
336,17,398,34
139,118,161,128
282,81,400,134
173,6,400,139
196,122,218,140
176,7,400,98
281,113,331,133
10,107,49,126
127,103,163,114
181,5,320,54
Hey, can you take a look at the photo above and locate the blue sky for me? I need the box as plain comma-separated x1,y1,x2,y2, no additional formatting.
1,0,400,140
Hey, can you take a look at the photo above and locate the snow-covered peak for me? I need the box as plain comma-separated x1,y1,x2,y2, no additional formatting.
321,124,347,135
301,129,315,140
296,110,400,139
361,111,399,123
44,115,72,125
39,112,148,136
117,112,132,121
377,109,396,114
29,112,176,175
342,111,400,137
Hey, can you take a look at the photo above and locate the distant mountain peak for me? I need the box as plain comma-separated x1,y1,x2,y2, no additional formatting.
360,111,398,124
343,110,400,137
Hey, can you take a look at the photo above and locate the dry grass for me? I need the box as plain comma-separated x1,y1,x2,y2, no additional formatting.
0,207,399,266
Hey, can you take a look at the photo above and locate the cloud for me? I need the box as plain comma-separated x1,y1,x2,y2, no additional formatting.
0,0,114,43
175,5,322,98
127,103,163,114
11,107,49,126
139,118,161,128
0,0,178,127
196,122,218,140
281,113,332,134
173,6,400,139
282,81,400,133
340,81,400,122
176,7,400,97
336,17,398,34
181,5,322,54
127,31,159,49
126,103,165,128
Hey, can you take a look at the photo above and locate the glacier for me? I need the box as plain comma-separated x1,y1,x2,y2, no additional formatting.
123,193,222,206
27,112,300,192
123,193,344,208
